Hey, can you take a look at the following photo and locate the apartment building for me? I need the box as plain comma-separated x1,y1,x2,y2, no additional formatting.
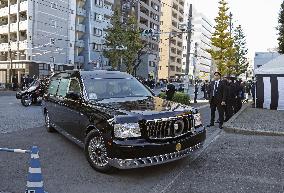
182,2,213,81
115,0,161,80
158,0,185,81
0,0,71,84
72,0,114,70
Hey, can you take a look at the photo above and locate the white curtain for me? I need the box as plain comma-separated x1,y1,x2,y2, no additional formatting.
277,77,284,110
263,77,271,109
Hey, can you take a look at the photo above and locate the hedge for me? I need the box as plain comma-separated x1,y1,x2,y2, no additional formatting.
158,92,191,105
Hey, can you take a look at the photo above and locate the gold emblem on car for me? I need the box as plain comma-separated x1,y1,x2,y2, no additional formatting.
176,143,182,151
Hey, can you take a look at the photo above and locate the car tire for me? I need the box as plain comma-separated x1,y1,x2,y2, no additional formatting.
45,111,56,133
21,94,32,107
85,130,114,173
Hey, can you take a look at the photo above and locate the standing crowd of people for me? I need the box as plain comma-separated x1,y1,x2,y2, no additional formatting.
206,72,256,129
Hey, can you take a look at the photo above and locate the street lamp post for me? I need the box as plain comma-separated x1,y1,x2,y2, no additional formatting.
7,42,13,86
50,56,55,75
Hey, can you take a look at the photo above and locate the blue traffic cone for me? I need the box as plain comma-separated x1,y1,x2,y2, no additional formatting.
26,146,47,193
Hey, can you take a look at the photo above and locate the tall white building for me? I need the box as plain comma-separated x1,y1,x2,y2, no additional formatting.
0,0,72,84
182,1,213,81
76,0,114,70
0,0,115,84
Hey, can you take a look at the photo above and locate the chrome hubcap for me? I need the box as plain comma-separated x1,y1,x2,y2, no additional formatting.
88,136,108,167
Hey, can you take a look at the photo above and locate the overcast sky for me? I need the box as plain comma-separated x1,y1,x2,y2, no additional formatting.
190,0,283,59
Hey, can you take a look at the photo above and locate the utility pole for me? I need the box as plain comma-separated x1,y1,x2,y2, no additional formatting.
7,0,12,85
184,4,193,90
185,4,193,81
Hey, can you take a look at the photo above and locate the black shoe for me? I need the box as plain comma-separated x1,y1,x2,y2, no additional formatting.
219,124,223,129
207,123,214,127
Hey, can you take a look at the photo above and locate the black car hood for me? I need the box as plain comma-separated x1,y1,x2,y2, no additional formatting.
92,96,195,123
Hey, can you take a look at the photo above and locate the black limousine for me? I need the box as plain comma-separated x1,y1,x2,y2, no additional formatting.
42,70,206,172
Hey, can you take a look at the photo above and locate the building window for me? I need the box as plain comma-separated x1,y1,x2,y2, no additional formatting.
94,0,103,7
51,2,57,9
93,43,102,51
94,28,103,36
94,13,103,21
50,38,55,45
51,20,56,28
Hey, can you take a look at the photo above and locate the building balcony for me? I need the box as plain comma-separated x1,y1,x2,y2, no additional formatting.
76,24,85,33
19,40,27,50
0,7,8,17
19,20,28,31
75,55,84,63
77,7,86,17
10,42,18,51
75,40,84,48
10,4,18,14
0,43,9,51
20,1,28,12
0,25,8,34
10,23,18,32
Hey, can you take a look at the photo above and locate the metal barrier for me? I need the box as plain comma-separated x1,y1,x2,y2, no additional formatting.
0,146,48,193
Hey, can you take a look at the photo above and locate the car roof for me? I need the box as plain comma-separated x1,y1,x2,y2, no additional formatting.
80,70,133,79
53,70,133,79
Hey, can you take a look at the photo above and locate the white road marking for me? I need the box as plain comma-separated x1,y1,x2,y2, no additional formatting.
152,129,223,193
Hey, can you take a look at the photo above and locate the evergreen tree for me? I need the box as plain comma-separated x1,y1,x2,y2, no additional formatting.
104,8,126,69
123,15,144,74
277,1,284,54
233,25,249,76
207,0,236,76
104,9,143,74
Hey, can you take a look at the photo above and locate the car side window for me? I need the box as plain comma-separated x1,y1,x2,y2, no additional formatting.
68,79,81,95
57,78,70,97
48,79,60,95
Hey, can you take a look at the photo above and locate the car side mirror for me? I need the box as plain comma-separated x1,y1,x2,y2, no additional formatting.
66,92,80,100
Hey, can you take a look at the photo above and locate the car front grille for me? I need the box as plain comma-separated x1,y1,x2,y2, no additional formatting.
145,114,195,139
109,143,203,169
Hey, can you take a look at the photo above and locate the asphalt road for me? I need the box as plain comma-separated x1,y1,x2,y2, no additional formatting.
0,93,283,193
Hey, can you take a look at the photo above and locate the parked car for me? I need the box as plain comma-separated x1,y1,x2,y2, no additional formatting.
42,70,206,173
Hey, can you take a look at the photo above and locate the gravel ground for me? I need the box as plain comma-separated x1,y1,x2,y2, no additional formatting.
0,95,44,134
229,107,284,133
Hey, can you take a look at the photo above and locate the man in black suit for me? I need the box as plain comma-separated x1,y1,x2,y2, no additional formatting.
166,80,176,100
207,72,227,129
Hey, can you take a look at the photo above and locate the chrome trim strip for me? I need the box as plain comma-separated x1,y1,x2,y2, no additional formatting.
108,143,203,169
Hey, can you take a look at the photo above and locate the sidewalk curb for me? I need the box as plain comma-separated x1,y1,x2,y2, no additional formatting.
223,103,284,137
223,126,284,137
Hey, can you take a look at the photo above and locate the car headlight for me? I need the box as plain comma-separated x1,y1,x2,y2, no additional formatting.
114,123,141,138
194,113,202,127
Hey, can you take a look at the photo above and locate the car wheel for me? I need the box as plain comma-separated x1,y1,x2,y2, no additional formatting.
45,111,55,132
21,94,32,107
85,130,114,173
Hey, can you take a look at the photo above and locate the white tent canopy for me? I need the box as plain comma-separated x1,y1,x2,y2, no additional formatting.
255,54,284,75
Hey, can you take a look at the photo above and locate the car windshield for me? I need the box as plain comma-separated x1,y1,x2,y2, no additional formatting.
84,78,153,101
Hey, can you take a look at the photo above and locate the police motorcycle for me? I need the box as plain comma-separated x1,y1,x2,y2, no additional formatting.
16,79,47,107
